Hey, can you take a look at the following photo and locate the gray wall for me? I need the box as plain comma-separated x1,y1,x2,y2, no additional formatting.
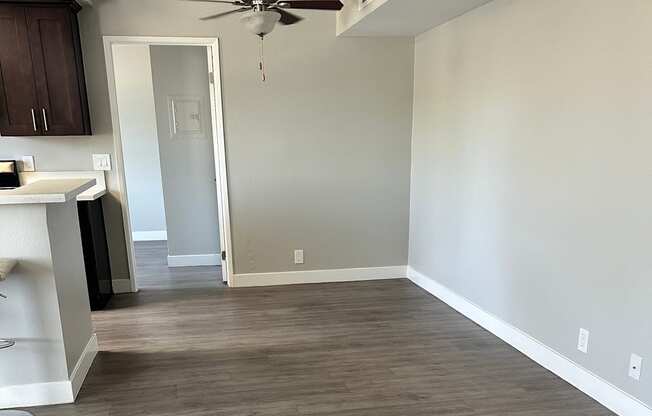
48,200,94,377
113,44,167,237
0,199,93,388
0,0,414,280
0,204,68,387
150,45,220,257
409,0,652,405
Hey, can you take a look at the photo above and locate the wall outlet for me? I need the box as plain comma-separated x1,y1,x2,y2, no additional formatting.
577,328,590,354
629,354,642,381
92,154,112,171
21,156,35,172
294,249,304,265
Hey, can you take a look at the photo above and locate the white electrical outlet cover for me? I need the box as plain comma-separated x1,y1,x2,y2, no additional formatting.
21,156,35,172
294,249,304,265
577,328,590,354
629,354,642,381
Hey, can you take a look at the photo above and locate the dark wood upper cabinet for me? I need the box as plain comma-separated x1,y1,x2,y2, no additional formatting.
0,4,40,136
0,1,90,137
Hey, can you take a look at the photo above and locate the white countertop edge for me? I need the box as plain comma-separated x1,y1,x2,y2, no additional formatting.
19,171,107,201
0,179,97,205
77,186,107,201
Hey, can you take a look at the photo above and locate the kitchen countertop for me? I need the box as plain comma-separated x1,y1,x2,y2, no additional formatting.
77,182,106,201
0,178,96,205
19,171,107,201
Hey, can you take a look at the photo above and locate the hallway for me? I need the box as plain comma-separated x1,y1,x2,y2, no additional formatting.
134,241,223,290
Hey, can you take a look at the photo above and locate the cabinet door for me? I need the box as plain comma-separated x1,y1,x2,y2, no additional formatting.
26,6,90,136
0,4,42,136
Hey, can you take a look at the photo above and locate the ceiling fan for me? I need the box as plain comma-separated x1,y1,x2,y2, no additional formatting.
189,0,344,81
191,0,344,37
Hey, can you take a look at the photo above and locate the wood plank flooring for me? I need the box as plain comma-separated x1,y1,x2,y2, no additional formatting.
134,241,223,290
28,280,613,416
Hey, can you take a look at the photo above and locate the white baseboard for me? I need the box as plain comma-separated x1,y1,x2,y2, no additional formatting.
407,267,652,416
0,334,98,409
167,254,220,268
70,334,98,399
233,265,407,288
132,230,167,241
112,278,134,294
0,381,73,409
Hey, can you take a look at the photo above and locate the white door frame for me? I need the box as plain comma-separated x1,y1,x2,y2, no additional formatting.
103,36,234,290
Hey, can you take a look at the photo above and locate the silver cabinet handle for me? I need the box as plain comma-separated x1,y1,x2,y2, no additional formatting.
31,109,37,132
42,108,48,132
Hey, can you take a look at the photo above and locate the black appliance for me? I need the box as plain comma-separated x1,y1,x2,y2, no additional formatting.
0,160,20,189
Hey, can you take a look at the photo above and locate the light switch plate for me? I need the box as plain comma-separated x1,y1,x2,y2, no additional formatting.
629,354,642,381
21,156,35,172
92,154,111,171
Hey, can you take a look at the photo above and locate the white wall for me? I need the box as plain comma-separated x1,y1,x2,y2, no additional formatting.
113,44,167,240
337,0,389,35
410,0,652,406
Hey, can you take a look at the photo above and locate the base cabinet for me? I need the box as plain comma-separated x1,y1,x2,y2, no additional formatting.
78,198,113,310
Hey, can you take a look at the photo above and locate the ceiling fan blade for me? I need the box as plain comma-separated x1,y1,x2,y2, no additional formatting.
200,7,250,20
270,7,303,25
185,0,247,4
273,0,343,11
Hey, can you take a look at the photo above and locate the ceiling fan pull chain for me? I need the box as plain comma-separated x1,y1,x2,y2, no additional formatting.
259,36,266,82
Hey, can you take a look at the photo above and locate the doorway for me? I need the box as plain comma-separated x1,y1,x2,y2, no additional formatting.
103,37,233,291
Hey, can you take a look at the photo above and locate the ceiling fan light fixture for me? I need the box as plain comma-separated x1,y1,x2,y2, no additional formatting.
241,10,281,37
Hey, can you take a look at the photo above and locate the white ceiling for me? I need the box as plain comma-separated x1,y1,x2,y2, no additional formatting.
340,0,494,37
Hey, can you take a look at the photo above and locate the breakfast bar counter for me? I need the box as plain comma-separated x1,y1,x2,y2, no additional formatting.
0,178,96,205
0,178,98,408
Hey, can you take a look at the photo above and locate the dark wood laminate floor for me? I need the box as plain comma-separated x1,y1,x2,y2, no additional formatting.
29,280,613,416
134,241,223,290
